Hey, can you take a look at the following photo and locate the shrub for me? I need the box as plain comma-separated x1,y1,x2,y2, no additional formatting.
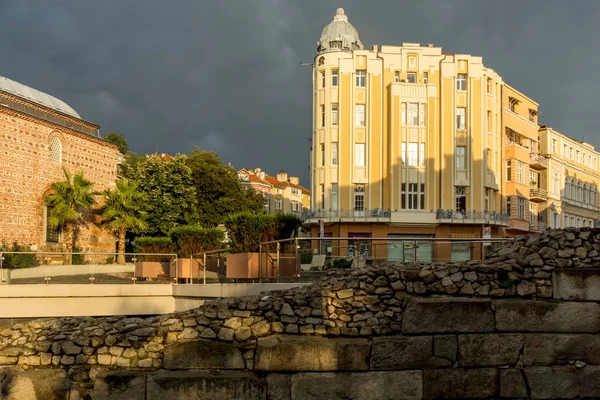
72,246,85,265
170,225,225,258
1,242,40,269
300,252,313,264
275,213,304,240
105,257,114,264
223,212,277,253
134,237,174,261
331,257,353,269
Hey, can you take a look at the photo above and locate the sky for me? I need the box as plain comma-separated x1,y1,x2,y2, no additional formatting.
1,0,600,185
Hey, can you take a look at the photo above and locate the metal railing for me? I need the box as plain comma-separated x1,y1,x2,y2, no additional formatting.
435,210,509,225
304,209,392,221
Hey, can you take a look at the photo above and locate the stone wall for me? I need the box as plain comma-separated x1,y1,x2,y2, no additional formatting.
2,228,600,399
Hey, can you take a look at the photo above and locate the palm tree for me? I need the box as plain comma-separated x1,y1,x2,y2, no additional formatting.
46,167,97,257
99,179,148,264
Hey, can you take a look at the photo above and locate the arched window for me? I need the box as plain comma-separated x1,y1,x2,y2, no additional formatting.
50,137,62,163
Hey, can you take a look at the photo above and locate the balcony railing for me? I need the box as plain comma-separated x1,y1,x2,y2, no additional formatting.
303,209,392,221
529,152,548,169
529,187,548,202
435,210,509,226
529,222,546,233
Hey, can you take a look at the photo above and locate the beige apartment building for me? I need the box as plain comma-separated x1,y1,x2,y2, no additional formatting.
238,168,310,215
306,8,600,261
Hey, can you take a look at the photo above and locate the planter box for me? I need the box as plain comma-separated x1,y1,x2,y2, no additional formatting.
134,261,169,279
170,258,195,279
226,252,300,279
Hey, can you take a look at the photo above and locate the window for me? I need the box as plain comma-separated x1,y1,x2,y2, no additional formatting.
552,138,557,153
583,152,587,166
456,186,466,214
517,161,525,184
486,78,491,94
518,197,526,220
408,183,418,209
275,198,282,210
484,189,490,211
320,105,325,127
563,144,568,157
331,142,338,166
320,184,324,208
487,111,491,132
401,142,406,165
456,107,466,130
356,70,366,87
576,149,581,163
355,143,365,167
552,169,560,194
423,72,428,84
331,183,338,210
45,205,60,242
407,72,416,83
355,104,365,127
589,155,592,167
507,198,512,217
506,160,512,181
394,71,400,82
420,183,425,209
331,103,338,126
486,148,492,171
291,201,300,212
401,103,407,125
408,103,419,126
419,103,426,126
331,70,338,87
50,137,62,163
321,71,325,88
354,184,365,211
420,143,425,166
456,146,466,169
595,158,598,169
291,188,299,195
408,143,418,166
509,97,518,112
570,147,574,160
457,74,467,91
320,144,325,167
401,183,406,209
529,109,537,123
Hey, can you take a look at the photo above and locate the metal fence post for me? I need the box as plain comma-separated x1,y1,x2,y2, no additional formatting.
413,239,418,263
203,253,207,285
295,238,299,276
276,242,280,279
259,244,262,283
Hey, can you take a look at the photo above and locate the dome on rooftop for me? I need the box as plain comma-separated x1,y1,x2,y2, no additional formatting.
317,8,363,54
0,75,80,119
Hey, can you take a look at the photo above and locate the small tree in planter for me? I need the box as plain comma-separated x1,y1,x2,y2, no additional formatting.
223,212,277,278
170,225,225,279
133,237,173,279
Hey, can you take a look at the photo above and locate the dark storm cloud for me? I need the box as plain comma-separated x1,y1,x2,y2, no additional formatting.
1,0,600,183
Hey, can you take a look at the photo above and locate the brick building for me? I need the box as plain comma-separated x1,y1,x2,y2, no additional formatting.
0,75,122,252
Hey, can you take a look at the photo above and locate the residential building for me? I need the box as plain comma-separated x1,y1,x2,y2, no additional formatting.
238,168,310,215
0,75,122,252
538,126,600,229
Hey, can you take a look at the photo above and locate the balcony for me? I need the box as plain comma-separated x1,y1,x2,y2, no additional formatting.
529,188,548,202
529,222,546,233
529,152,548,170
303,209,392,224
436,210,509,227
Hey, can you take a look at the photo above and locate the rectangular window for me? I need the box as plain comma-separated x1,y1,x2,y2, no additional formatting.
485,189,490,211
507,198,512,217
419,143,425,166
457,74,467,91
320,105,325,127
517,161,525,184
331,183,338,210
563,144,568,157
291,201,300,212
275,198,282,210
401,103,407,125
423,72,428,84
331,103,338,126
518,197,526,220
506,160,512,181
320,144,325,167
401,142,406,165
570,147,574,160
577,149,581,163
529,109,537,123
552,138,557,153
487,111,491,132
407,72,416,83
355,104,365,127
291,188,299,195
356,70,366,87
583,152,587,166
401,183,406,209
456,146,466,170
419,103,425,126
589,155,592,166
456,186,466,213
394,71,400,82
408,183,418,209
355,143,365,167
320,185,325,208
456,107,466,130
354,185,365,211
420,183,425,209
509,97,518,112
408,103,419,126
331,70,338,87
408,142,418,166
321,71,325,88
331,142,338,166
486,78,491,94
486,148,492,171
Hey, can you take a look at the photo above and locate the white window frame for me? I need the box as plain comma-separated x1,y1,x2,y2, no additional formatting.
356,70,366,87
50,137,62,164
355,104,365,127
408,103,419,126
331,183,338,210
275,198,282,210
355,143,365,167
456,146,466,170
456,107,466,130
408,142,418,167
401,103,407,125
331,142,338,166
423,72,428,84
331,103,338,126
321,71,325,88
331,70,338,87
419,103,425,126
457,74,467,91
406,72,416,83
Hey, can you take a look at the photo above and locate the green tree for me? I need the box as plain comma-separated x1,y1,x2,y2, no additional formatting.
46,167,97,256
118,151,143,180
223,212,277,253
104,132,129,154
134,155,198,236
186,147,265,227
99,179,148,264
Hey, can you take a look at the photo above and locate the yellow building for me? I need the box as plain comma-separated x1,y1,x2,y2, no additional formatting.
238,168,310,215
306,8,594,261
538,127,600,229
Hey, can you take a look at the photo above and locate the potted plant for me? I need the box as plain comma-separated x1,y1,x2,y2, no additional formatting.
133,237,173,280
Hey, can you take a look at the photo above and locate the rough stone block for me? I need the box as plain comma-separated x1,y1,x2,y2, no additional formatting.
523,333,600,365
2,369,70,400
458,334,523,367
92,371,146,400
495,300,600,332
579,365,600,398
423,368,498,400
146,370,266,400
163,339,245,370
266,373,290,400
525,366,578,399
402,298,493,333
371,336,451,370
255,335,370,371
553,269,600,300
291,371,422,400
499,369,527,398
